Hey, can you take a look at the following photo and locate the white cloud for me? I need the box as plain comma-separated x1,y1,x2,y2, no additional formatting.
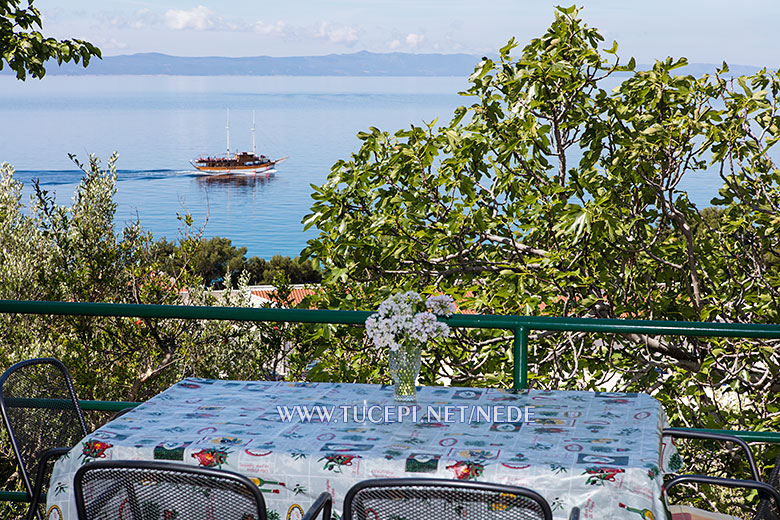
405,33,425,48
164,5,216,31
128,9,161,30
385,33,429,52
314,22,358,44
254,20,287,36
96,38,128,51
98,8,160,30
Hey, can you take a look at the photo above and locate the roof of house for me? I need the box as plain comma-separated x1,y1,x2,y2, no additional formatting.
247,285,479,314
248,284,315,307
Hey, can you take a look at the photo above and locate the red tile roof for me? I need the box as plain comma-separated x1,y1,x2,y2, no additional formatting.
249,285,316,307
248,286,477,314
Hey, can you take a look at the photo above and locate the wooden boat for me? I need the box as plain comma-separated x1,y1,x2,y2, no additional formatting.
191,152,287,175
191,110,287,175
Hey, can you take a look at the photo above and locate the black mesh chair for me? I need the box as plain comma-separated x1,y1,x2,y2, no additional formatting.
663,428,762,480
663,427,780,519
758,450,780,520
664,474,780,520
302,478,555,520
0,358,89,520
74,460,268,520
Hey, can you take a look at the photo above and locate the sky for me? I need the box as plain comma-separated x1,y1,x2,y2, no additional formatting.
35,0,780,67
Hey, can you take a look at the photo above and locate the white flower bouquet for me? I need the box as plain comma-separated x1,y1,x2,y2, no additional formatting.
365,291,456,352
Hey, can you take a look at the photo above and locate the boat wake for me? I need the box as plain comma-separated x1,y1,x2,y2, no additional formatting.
15,169,200,185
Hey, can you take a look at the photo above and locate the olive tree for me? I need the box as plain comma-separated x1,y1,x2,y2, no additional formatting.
0,156,319,402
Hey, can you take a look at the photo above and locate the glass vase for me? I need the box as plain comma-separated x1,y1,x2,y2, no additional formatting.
389,345,422,402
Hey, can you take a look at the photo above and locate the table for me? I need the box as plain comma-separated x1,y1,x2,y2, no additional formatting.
46,378,677,519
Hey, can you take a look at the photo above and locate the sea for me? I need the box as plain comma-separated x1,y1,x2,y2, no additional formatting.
0,74,723,260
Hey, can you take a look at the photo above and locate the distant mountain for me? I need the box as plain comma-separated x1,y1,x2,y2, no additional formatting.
16,51,485,77
681,63,762,76
1,52,766,78
613,62,762,77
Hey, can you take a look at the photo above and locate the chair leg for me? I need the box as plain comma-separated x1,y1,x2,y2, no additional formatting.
26,447,72,520
25,494,43,520
26,462,47,520
302,492,332,520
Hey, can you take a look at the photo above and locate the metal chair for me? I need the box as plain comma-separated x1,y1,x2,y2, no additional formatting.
664,428,780,519
302,478,555,520
664,474,780,520
74,460,268,520
663,428,763,481
0,358,89,520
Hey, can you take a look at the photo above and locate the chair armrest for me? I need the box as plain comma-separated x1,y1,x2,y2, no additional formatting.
569,506,580,520
664,474,780,512
26,447,72,520
302,492,332,520
663,427,760,480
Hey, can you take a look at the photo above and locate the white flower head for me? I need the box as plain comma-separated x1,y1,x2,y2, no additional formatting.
365,291,454,352
426,295,457,316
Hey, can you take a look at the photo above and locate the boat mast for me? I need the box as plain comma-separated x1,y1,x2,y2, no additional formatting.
252,111,256,155
226,108,230,155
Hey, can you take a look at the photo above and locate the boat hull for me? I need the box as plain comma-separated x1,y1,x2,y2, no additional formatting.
193,164,275,175
191,157,287,175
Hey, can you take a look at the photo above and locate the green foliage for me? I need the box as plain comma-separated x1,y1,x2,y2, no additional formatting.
188,236,248,288
303,6,780,511
0,0,100,80
155,236,322,288
245,255,322,287
180,271,322,383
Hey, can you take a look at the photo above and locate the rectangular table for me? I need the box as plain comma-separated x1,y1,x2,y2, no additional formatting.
46,378,675,519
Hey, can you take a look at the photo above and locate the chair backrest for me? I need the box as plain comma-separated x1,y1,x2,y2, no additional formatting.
74,460,268,520
0,357,88,494
343,478,553,520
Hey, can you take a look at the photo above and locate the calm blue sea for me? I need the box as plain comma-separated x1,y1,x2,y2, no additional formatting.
0,74,722,259
0,75,470,259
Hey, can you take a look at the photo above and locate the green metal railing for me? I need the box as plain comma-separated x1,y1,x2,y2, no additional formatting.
3,398,139,411
2,299,780,503
6,299,780,391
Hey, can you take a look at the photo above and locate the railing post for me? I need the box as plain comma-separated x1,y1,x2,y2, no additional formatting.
513,326,529,390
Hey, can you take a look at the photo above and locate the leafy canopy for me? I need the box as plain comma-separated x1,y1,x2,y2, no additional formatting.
303,1,780,450
0,0,100,80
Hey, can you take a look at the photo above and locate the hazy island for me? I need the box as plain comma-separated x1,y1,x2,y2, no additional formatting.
0,50,763,77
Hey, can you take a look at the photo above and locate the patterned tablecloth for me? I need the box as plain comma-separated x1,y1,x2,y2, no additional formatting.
46,378,679,520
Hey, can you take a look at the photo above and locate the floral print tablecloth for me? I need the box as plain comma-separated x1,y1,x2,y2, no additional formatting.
46,378,678,519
